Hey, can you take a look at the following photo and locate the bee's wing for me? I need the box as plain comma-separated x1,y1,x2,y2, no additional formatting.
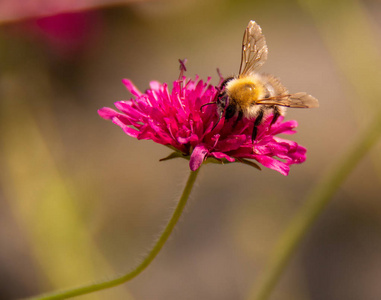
239,20,268,76
256,92,319,108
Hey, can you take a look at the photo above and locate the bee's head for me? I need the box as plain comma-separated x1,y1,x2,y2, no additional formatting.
201,76,236,130
216,90,236,121
216,76,234,111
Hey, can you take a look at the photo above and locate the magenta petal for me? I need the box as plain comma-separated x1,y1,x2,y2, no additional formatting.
149,81,161,90
189,144,209,171
122,79,142,97
253,155,290,176
270,120,298,135
215,135,247,152
289,146,307,164
273,137,298,149
114,101,146,120
98,107,118,120
177,134,198,144
111,117,139,138
211,152,235,162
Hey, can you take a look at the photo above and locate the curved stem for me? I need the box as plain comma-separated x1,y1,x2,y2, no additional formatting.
31,168,200,300
250,112,381,300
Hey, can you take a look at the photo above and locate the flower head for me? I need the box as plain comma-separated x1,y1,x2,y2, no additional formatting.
98,62,307,176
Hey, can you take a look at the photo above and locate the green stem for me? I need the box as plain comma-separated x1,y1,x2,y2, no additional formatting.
31,168,200,300
250,111,381,300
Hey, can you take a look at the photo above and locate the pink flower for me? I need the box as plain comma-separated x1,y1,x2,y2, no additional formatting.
30,11,102,57
13,11,103,58
98,63,307,176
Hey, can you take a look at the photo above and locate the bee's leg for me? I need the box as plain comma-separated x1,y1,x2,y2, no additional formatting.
225,104,236,121
233,110,243,128
252,109,264,142
211,109,224,131
270,106,281,127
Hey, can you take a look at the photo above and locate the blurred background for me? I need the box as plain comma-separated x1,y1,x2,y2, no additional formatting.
1,0,381,299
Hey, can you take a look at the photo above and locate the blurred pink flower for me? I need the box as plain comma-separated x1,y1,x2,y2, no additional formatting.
0,0,132,23
98,64,307,176
3,10,102,59
19,11,102,57
31,11,101,56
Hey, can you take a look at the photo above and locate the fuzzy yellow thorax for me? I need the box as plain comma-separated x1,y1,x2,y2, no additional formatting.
225,76,264,109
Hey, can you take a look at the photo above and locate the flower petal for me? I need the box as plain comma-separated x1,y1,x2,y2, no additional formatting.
189,144,209,171
270,119,298,135
98,107,118,120
253,155,290,176
122,79,142,97
211,152,235,162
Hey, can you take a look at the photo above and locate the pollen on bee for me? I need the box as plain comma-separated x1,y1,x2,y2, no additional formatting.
225,75,264,109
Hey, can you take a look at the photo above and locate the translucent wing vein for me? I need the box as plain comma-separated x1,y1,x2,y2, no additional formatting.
239,20,268,76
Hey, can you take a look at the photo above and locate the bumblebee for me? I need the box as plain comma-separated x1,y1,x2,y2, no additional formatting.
215,20,319,141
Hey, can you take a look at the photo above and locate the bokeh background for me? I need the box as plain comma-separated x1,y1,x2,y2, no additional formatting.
1,0,381,299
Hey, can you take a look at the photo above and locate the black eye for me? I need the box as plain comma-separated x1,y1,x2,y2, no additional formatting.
217,93,228,108
225,104,236,120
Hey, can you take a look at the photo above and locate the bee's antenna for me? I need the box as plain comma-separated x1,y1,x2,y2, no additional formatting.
200,102,217,111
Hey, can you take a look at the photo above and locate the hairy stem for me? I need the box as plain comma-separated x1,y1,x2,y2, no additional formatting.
31,168,200,300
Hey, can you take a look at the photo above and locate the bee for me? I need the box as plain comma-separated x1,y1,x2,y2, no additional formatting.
214,20,319,141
